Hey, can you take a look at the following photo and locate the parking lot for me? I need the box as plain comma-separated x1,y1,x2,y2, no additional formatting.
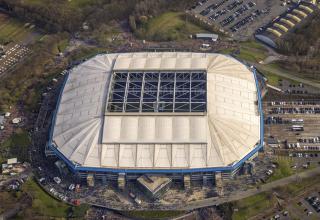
0,44,31,76
277,79,320,95
264,100,320,168
189,0,290,40
303,193,320,217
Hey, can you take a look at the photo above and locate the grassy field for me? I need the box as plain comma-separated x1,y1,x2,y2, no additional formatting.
0,13,41,44
256,64,300,87
232,192,275,220
260,70,282,86
236,46,267,63
18,179,71,218
122,210,185,219
24,0,93,8
231,174,320,220
0,191,21,214
0,129,31,163
140,12,208,41
218,40,268,63
268,157,294,182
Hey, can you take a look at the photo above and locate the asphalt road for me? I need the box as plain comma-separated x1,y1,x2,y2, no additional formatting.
181,167,320,210
255,63,320,90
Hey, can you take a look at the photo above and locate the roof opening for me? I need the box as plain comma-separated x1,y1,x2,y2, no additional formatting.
106,71,207,113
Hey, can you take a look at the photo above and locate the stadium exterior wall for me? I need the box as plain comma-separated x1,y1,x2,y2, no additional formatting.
47,56,264,176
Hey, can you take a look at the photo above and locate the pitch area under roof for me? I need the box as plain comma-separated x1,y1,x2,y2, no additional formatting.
106,71,207,113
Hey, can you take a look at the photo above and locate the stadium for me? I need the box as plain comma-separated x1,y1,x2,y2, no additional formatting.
46,52,265,183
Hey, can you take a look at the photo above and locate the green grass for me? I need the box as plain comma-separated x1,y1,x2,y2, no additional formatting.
231,175,320,220
140,12,208,41
24,0,94,8
236,41,268,63
240,41,267,50
218,48,235,55
20,179,71,218
268,157,294,182
123,210,185,220
261,70,282,86
256,65,299,86
218,40,268,63
232,192,275,220
57,39,69,53
0,129,31,163
275,175,320,198
68,46,107,62
236,47,266,63
0,14,37,43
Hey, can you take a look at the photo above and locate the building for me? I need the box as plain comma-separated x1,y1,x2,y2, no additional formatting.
7,158,18,165
47,52,264,184
255,2,318,48
195,33,219,41
0,115,4,125
137,175,172,199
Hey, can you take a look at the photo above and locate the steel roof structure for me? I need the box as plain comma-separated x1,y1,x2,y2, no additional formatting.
49,52,263,173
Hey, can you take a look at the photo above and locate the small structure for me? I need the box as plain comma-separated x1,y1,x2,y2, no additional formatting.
12,117,22,124
195,33,219,41
82,22,89,30
118,173,126,190
267,137,280,148
7,158,18,165
0,115,4,125
184,174,191,189
87,174,95,187
1,159,26,175
241,161,255,175
54,160,68,175
215,172,224,196
4,112,11,117
137,175,172,199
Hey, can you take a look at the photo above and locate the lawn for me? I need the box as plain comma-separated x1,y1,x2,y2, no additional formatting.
0,191,20,214
231,175,320,220
240,41,267,50
236,47,267,63
140,12,208,41
236,41,268,63
24,0,94,8
260,70,282,86
0,128,31,163
256,65,299,86
267,157,294,182
218,40,268,63
123,210,185,219
232,192,275,220
0,13,41,44
19,179,71,218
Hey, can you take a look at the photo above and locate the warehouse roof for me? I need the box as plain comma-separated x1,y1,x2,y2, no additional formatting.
195,33,219,41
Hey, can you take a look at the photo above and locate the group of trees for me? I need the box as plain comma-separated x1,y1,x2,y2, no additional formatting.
277,12,320,57
128,0,195,37
0,0,82,32
0,0,199,110
0,0,196,34
0,33,68,111
275,11,320,80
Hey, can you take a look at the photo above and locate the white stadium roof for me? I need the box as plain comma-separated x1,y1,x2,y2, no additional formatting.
51,52,262,171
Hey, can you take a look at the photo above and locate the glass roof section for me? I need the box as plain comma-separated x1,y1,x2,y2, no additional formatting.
106,71,207,113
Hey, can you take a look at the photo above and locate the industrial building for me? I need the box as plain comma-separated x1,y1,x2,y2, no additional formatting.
46,52,264,186
255,1,318,48
195,33,219,41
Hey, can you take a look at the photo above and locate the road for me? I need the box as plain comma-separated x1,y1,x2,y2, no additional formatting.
181,167,320,210
254,63,320,90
